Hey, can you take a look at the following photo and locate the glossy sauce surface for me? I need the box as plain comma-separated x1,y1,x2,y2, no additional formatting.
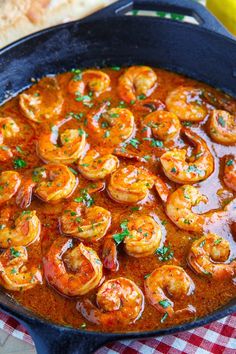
0,67,235,333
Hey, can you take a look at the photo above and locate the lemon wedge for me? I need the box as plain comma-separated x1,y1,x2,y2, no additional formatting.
206,0,236,35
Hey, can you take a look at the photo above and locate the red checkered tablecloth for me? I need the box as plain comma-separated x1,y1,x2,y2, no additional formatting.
0,311,235,353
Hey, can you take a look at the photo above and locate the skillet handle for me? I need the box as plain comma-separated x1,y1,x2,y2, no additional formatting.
87,0,233,39
20,319,118,354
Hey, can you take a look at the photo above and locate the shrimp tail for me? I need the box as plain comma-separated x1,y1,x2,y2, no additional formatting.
16,181,35,209
102,238,119,272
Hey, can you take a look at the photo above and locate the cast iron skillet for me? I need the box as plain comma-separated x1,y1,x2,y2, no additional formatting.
0,0,236,353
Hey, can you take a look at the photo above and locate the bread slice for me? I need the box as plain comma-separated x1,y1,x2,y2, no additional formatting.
0,0,113,48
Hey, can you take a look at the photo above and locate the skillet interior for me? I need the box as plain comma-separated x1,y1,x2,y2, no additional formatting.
0,0,236,353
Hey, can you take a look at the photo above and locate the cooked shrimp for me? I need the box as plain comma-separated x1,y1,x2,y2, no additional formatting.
76,277,144,326
68,69,110,96
43,237,103,296
0,246,42,291
102,215,161,269
78,149,119,180
0,210,40,248
37,118,86,164
166,185,236,233
0,117,19,161
107,165,155,203
166,86,208,122
188,234,236,278
19,77,63,123
16,164,77,208
118,66,157,103
0,171,21,205
224,156,236,191
144,265,194,317
124,215,162,257
160,128,214,183
59,201,111,241
209,110,236,145
142,110,181,142
88,103,135,146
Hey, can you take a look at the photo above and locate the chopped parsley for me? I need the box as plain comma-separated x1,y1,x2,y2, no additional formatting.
143,155,151,161
137,94,146,100
182,121,192,127
10,268,17,274
226,159,233,166
130,206,140,212
10,247,21,258
143,137,164,148
199,240,206,247
78,128,86,137
68,167,78,175
113,220,130,245
214,238,222,245
161,312,168,323
155,245,174,261
159,299,171,309
13,158,27,169
104,131,110,138
71,68,82,81
111,66,121,71
16,146,24,154
75,94,91,102
144,274,151,279
118,101,126,108
74,189,94,207
67,112,84,120
129,138,140,149
218,116,226,127
187,165,205,176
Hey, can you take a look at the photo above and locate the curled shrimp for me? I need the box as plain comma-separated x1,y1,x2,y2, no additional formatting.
160,128,214,183
37,118,86,164
0,171,21,205
209,110,236,145
43,237,103,296
19,77,63,123
107,165,155,203
76,277,144,326
0,246,42,291
144,265,195,318
87,103,135,146
0,117,19,161
78,149,119,180
68,69,110,96
166,185,235,233
224,156,236,191
0,210,40,248
142,110,180,143
102,215,162,270
124,215,162,257
59,201,111,242
188,233,236,278
118,66,157,103
166,86,208,122
16,164,77,208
